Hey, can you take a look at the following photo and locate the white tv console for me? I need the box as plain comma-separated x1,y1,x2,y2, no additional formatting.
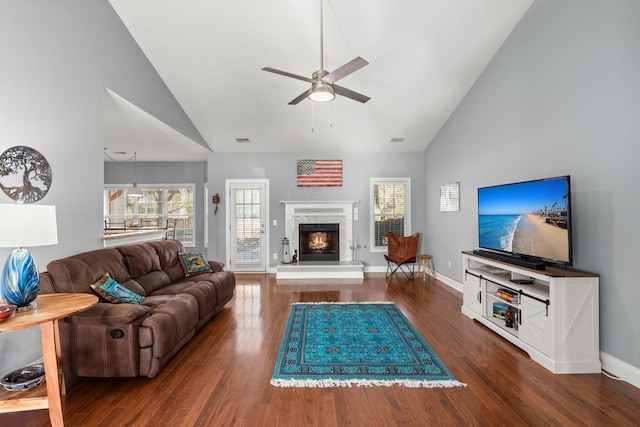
461,251,600,374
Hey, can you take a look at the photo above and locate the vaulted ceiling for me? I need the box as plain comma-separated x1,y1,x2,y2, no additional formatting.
106,0,533,160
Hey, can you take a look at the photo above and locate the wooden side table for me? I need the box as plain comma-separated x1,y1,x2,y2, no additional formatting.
0,293,97,427
417,255,436,282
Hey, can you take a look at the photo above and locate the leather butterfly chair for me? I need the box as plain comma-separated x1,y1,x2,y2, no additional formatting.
384,232,420,280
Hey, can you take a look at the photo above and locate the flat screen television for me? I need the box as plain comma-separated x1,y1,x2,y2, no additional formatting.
477,176,572,267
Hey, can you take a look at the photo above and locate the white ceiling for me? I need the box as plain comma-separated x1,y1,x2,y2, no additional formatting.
106,0,533,159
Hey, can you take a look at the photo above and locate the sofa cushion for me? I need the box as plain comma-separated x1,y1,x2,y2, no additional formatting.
179,281,218,322
118,244,161,278
178,252,213,276
150,280,218,322
146,240,186,282
90,273,144,304
46,248,131,294
139,294,198,357
118,279,146,296
140,295,175,309
180,271,236,307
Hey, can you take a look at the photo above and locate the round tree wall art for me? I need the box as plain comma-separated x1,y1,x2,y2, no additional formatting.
0,146,52,203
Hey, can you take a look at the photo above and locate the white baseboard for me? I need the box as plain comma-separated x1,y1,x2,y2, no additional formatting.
433,272,463,293
364,267,462,292
600,352,640,389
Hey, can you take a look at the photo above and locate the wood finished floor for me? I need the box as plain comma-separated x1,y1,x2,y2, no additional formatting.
2,273,639,426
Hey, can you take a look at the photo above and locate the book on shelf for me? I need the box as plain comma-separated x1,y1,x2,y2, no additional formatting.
493,303,519,329
495,288,520,304
492,303,509,320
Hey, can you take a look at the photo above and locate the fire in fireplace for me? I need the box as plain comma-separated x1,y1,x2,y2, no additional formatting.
299,223,339,261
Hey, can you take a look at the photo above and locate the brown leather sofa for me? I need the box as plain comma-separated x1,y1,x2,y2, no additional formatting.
40,240,235,378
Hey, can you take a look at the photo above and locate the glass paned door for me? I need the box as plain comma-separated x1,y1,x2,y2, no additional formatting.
228,181,267,272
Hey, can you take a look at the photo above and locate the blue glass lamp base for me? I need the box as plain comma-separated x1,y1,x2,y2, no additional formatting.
16,301,38,312
1,248,40,308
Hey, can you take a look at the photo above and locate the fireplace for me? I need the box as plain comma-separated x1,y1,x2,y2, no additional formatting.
278,201,363,279
299,223,339,261
282,200,358,264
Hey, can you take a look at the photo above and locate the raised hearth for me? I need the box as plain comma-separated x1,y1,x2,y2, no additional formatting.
277,261,364,280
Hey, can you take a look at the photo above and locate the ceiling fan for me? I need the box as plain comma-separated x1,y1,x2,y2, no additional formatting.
262,0,370,105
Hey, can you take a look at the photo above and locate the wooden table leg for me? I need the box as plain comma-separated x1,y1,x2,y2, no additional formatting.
41,320,64,427
53,319,66,396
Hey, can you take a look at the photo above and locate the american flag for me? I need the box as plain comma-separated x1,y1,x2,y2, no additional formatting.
297,160,343,187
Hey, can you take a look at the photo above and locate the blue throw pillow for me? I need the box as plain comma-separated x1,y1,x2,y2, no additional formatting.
178,252,213,277
90,273,143,304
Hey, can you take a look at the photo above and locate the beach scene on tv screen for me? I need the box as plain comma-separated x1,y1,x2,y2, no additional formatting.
478,178,570,263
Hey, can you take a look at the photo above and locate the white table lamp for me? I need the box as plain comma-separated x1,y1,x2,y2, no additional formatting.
0,204,58,309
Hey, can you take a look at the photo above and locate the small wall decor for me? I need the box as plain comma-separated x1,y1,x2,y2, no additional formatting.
440,182,460,212
212,193,221,215
297,159,342,187
0,146,52,203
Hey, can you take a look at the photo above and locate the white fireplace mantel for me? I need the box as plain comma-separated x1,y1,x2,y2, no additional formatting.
281,200,359,263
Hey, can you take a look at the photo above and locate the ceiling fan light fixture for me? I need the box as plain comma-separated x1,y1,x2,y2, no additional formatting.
308,82,335,102
262,0,369,105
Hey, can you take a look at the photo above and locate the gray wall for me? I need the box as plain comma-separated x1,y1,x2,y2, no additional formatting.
0,1,201,375
104,161,208,251
207,152,426,268
424,0,640,370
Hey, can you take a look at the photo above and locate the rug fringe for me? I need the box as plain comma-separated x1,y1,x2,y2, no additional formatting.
291,301,395,305
270,378,467,388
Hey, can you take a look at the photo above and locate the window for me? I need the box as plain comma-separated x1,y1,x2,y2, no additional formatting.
370,178,411,252
104,185,195,246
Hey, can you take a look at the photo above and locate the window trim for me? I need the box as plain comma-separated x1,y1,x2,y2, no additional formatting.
369,177,411,252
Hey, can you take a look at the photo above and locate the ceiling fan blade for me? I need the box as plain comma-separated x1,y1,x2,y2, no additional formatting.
333,84,371,103
262,67,312,83
288,90,310,105
323,57,369,84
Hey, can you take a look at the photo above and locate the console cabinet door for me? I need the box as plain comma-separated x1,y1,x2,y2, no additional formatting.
463,272,483,316
520,294,550,356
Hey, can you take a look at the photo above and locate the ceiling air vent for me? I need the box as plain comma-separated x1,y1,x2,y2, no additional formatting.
236,138,251,143
390,137,405,143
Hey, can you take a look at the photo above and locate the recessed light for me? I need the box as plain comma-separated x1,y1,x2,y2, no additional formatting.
236,138,251,143
390,137,404,143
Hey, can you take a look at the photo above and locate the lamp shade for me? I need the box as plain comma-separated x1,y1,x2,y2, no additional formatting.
0,204,58,248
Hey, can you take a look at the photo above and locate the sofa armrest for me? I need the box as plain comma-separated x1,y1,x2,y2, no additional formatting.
39,272,59,294
63,302,152,326
208,260,225,272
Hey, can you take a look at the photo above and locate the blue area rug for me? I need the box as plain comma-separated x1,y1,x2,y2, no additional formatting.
271,302,466,388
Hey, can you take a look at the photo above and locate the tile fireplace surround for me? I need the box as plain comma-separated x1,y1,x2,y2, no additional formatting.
277,201,364,280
